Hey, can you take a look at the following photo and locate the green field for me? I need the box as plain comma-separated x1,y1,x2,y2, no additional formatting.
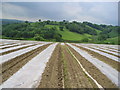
58,30,91,41
45,25,92,41
2,19,119,45
104,37,120,45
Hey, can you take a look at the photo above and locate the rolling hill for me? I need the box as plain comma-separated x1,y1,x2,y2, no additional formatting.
0,19,25,25
2,19,120,44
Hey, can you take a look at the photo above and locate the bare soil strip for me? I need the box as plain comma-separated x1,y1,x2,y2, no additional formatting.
62,45,97,88
1,44,37,55
67,44,118,88
38,44,64,88
103,46,119,51
92,45,119,53
1,44,48,65
0,43,15,46
77,44,119,62
38,44,100,88
1,43,57,88
0,44,21,49
80,44,119,52
88,46,120,58
66,46,103,88
73,44,120,72
2,44,51,83
107,47,119,51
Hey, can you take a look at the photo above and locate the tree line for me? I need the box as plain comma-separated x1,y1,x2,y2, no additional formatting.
2,19,119,44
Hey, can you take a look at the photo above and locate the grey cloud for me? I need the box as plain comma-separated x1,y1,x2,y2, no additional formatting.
2,2,118,25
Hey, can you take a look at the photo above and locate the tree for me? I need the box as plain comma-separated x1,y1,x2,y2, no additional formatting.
46,20,50,24
98,34,109,41
38,19,41,22
59,22,63,25
66,23,81,33
81,38,89,42
59,26,64,31
53,34,62,42
25,21,28,23
34,34,44,41
63,20,66,22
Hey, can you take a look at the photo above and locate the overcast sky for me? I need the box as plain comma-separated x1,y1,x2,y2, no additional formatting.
2,2,118,25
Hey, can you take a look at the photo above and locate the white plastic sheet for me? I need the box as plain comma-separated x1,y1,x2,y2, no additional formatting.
0,43,47,64
76,44,120,62
0,44,34,54
67,43,120,87
84,45,119,57
0,43,21,49
1,43,57,88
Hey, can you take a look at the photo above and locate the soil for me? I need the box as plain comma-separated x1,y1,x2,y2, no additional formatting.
38,44,99,88
89,46,120,58
61,45,97,88
1,44,37,55
73,44,120,72
38,44,63,88
94,45,119,53
1,43,119,88
2,44,51,83
1,44,24,49
67,44,118,88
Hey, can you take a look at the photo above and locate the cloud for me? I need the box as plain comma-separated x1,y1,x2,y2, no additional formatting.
88,2,118,25
2,0,119,2
2,2,118,25
2,3,28,19
62,3,82,17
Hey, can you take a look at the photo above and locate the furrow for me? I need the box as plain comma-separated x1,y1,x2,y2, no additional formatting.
67,43,119,88
1,43,51,83
0,44,37,55
76,44,120,62
1,43,57,88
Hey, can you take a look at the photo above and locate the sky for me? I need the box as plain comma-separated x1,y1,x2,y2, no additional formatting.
1,1,118,25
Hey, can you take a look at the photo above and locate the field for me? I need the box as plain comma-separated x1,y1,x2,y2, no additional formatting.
0,39,120,89
45,25,92,41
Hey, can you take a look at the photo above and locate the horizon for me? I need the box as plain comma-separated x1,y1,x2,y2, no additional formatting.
1,18,118,26
2,2,118,26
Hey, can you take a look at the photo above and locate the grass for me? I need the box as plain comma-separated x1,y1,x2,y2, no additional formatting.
2,24,119,45
61,45,69,88
37,25,120,45
108,30,118,38
104,36,119,45
86,25,101,34
45,25,59,30
45,25,92,41
58,29,92,41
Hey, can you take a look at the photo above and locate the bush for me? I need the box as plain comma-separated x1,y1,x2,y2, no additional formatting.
34,34,44,41
81,38,89,42
59,26,64,31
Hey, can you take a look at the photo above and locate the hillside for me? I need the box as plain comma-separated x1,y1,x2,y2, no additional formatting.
0,19,25,25
2,19,120,44
44,25,92,41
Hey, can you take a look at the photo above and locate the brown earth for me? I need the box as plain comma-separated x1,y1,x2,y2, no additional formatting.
88,46,120,58
1,44,37,55
67,44,118,88
2,44,22,49
61,45,97,88
73,44,120,72
0,43,15,46
93,45,119,53
1,43,118,88
38,44,63,88
38,44,99,88
2,44,51,83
